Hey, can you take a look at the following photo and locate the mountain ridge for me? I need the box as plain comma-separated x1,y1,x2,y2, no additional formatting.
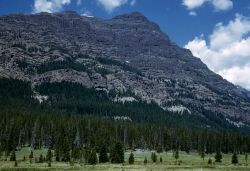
0,11,250,127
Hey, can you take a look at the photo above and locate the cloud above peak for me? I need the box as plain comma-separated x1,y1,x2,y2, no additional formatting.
96,0,135,13
97,0,127,13
33,0,71,13
185,14,250,90
182,0,233,11
212,0,233,11
182,0,207,10
33,0,135,14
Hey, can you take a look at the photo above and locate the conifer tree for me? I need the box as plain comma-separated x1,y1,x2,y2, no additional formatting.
208,158,212,164
151,152,157,163
99,145,109,163
88,149,97,165
14,161,18,167
245,153,248,164
46,149,52,162
157,146,163,153
215,149,222,162
29,150,33,159
201,151,205,161
10,150,16,161
55,148,60,162
84,147,91,164
128,152,134,164
39,154,44,163
232,153,238,164
144,157,147,164
201,146,205,160
110,142,124,163
71,146,81,161
62,135,71,162
174,149,179,161
160,156,163,163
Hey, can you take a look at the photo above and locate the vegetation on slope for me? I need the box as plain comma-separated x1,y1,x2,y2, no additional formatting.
0,78,250,166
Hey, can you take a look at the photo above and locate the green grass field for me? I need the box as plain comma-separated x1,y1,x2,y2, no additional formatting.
0,148,249,171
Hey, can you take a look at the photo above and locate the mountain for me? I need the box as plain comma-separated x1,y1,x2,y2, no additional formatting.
0,11,250,129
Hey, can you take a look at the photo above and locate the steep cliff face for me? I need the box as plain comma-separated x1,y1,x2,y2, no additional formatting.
0,11,249,125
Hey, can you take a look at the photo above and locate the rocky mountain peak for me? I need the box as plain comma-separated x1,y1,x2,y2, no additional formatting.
55,10,81,18
0,11,250,126
113,12,147,21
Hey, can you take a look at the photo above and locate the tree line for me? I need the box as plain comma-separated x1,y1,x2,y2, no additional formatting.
0,78,250,164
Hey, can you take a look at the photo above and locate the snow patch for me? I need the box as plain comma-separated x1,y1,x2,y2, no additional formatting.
164,79,171,83
226,118,245,128
34,94,48,103
114,97,137,103
113,116,132,122
167,105,191,114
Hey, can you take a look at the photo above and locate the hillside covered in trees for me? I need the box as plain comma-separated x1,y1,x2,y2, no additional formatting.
0,78,250,163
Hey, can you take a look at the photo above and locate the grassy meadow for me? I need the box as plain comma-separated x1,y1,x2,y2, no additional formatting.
0,147,249,171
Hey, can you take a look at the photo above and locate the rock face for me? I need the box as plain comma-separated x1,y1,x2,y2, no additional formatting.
0,11,250,124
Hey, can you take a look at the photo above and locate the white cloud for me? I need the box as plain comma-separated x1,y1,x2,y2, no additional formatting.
77,0,82,6
182,0,233,11
189,11,197,16
185,14,250,90
81,9,93,17
130,0,136,6
33,0,71,13
212,0,233,11
182,0,208,10
219,66,250,90
97,0,128,12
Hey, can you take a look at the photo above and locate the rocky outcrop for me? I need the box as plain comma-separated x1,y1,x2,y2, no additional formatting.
0,11,249,124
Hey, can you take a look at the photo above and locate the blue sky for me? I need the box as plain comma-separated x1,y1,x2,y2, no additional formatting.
0,0,249,46
1,0,250,89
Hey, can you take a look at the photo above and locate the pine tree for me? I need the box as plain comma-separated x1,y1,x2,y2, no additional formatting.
151,152,157,163
62,135,70,162
10,150,16,161
99,145,109,163
160,156,163,163
84,147,91,164
88,149,97,165
39,154,44,163
201,151,205,161
46,149,52,162
110,142,124,164
245,153,248,164
232,153,238,164
215,149,222,162
201,146,205,160
29,150,33,159
55,148,60,162
174,149,179,161
71,146,81,160
157,146,163,153
144,157,147,164
128,152,134,164
208,158,212,164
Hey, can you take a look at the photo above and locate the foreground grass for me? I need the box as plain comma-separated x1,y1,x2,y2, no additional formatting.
0,148,249,171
